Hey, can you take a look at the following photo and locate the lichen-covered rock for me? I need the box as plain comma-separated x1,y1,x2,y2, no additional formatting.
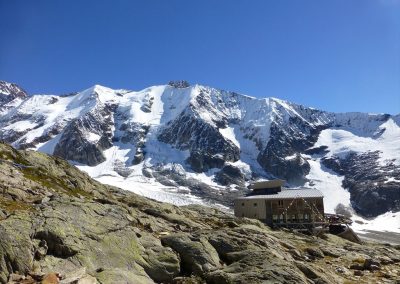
305,247,325,259
0,214,34,283
161,234,221,275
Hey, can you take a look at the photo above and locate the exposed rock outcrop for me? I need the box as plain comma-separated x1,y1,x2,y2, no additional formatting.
53,103,115,166
168,80,190,88
214,164,246,187
322,152,400,217
0,81,28,108
1,143,400,283
158,107,240,172
257,110,328,185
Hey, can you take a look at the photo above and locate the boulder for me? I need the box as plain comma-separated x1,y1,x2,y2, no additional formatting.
214,164,245,186
305,247,324,259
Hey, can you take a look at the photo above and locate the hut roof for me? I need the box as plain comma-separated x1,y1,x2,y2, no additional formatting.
248,179,285,189
237,188,324,200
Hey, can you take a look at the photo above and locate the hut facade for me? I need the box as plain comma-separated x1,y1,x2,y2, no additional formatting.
234,180,324,229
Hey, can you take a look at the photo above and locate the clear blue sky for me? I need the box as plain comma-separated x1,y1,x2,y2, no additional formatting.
1,0,399,114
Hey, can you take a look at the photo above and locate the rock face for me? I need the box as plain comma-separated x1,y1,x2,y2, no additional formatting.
159,114,240,172
322,152,400,217
1,143,400,284
214,164,246,186
258,116,328,185
0,81,399,218
168,80,190,88
0,81,28,110
53,102,115,166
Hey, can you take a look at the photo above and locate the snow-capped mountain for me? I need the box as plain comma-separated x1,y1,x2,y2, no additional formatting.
1,80,399,231
0,81,28,114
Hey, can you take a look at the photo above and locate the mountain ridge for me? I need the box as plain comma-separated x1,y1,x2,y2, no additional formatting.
0,80,399,228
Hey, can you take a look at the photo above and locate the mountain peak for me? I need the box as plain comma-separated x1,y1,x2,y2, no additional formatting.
85,84,115,94
168,80,190,88
0,80,28,106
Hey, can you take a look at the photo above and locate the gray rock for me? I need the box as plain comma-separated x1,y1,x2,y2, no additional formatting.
214,164,245,186
349,263,364,270
364,258,380,270
0,210,6,220
322,152,400,217
288,248,303,260
54,105,114,166
320,247,342,258
0,81,28,107
305,247,324,259
295,262,329,283
161,234,220,275
158,104,240,172
168,80,190,88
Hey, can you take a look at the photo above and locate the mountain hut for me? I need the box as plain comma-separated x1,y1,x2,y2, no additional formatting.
234,180,325,229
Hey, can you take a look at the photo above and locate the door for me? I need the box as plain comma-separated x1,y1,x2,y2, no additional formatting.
265,200,273,226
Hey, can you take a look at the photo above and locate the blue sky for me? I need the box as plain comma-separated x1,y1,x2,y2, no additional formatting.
0,0,399,114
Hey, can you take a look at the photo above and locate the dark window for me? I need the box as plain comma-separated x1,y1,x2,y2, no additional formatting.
241,202,245,206
278,200,284,207
254,203,257,207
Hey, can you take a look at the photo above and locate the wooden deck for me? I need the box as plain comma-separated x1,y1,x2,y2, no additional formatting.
271,213,353,231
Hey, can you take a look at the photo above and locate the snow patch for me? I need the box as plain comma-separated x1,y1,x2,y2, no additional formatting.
36,133,62,154
219,126,240,148
85,132,101,143
3,120,37,131
384,177,400,183
305,158,350,213
314,119,400,165
352,212,400,234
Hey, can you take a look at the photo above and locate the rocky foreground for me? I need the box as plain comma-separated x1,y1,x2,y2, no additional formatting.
0,142,400,284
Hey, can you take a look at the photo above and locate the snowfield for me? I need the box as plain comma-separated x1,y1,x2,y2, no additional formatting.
314,119,400,165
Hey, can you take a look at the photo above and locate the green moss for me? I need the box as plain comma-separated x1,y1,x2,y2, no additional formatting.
1,142,93,199
352,256,366,264
0,196,35,213
21,167,92,199
0,147,29,165
130,238,145,261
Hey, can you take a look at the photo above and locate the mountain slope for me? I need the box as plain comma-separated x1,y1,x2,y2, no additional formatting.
1,142,400,283
0,80,399,229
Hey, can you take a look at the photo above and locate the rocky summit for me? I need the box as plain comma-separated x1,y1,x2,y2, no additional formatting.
0,80,399,222
1,142,400,283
